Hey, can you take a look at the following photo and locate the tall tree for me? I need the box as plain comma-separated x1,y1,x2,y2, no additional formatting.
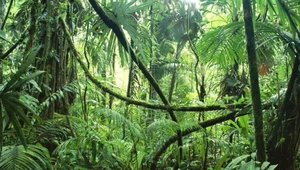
30,0,77,119
242,0,266,162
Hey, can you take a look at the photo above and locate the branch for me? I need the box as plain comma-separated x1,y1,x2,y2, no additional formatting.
87,0,172,111
1,0,13,30
60,16,249,113
87,1,184,161
60,16,277,168
150,109,245,169
0,31,27,60
150,102,273,169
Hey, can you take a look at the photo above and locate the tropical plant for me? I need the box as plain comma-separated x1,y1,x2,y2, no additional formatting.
0,144,52,170
0,0,300,169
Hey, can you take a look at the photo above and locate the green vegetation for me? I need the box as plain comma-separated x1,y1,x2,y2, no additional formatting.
0,0,299,169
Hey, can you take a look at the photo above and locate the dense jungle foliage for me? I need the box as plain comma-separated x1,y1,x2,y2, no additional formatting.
0,0,300,169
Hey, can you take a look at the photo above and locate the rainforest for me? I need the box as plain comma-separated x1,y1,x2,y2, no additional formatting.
0,0,300,169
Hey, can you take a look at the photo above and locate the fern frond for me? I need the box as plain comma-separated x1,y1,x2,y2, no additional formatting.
100,109,145,140
197,20,298,69
36,113,88,142
53,137,91,156
38,82,78,114
146,119,180,136
180,120,203,132
0,144,52,170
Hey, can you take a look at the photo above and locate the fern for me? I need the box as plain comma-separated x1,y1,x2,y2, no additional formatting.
99,109,145,140
146,119,180,137
37,83,78,114
0,144,52,170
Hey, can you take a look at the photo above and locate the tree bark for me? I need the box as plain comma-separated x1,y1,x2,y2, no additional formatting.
242,0,266,162
267,47,300,170
35,1,76,119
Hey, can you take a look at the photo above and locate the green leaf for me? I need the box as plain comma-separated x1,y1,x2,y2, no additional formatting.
1,92,36,149
0,30,12,44
0,30,6,41
261,161,270,170
1,99,27,148
147,119,180,136
5,94,37,116
225,154,250,169
137,151,146,169
268,164,278,170
275,137,285,148
10,71,45,91
126,0,155,14
238,115,249,137
228,119,240,129
2,46,41,93
214,154,228,170
0,145,52,170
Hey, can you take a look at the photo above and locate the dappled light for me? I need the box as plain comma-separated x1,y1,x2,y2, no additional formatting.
0,0,299,169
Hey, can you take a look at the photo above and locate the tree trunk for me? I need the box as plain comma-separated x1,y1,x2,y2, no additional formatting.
243,0,266,162
35,0,76,119
267,49,300,170
0,0,4,84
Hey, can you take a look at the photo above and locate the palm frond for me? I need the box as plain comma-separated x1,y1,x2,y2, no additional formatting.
37,89,64,114
180,120,203,132
53,136,105,169
196,20,299,69
0,46,42,149
110,0,154,62
1,92,36,148
53,137,91,155
196,22,245,67
35,120,70,144
0,144,52,170
274,0,300,37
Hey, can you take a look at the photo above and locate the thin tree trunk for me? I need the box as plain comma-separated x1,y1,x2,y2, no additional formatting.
242,0,266,162
0,0,5,84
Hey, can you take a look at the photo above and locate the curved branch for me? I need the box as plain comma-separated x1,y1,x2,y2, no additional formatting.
87,0,172,111
61,16,249,113
88,1,184,161
150,110,240,169
150,102,273,169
